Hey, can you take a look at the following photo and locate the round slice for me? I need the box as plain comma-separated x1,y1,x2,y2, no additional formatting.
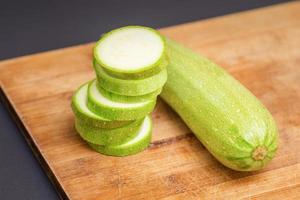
87,79,156,120
94,26,166,78
88,116,152,156
71,82,132,129
75,116,147,146
96,82,162,103
94,60,167,96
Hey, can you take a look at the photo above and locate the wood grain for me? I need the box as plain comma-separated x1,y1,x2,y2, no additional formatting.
1,2,300,199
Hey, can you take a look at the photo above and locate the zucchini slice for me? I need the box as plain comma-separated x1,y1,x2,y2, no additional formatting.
87,79,156,120
94,60,167,96
88,115,152,156
71,82,132,129
96,82,162,103
75,116,146,146
94,26,166,78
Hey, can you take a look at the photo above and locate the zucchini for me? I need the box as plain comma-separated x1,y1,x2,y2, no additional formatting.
94,59,167,96
96,83,162,103
88,115,152,156
71,82,132,129
161,38,278,171
75,117,146,145
94,26,166,78
87,79,156,120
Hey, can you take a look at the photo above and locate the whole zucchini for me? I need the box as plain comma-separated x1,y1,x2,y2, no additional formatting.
161,38,278,171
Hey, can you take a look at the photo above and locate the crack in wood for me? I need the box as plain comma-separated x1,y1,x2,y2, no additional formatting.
149,133,194,149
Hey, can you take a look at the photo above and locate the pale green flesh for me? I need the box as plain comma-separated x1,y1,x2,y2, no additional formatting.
87,79,156,120
88,115,152,156
96,82,162,103
71,82,132,128
94,26,165,75
94,59,167,96
75,116,147,146
161,38,279,171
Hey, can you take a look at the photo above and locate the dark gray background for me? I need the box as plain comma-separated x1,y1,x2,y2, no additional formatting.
0,0,289,199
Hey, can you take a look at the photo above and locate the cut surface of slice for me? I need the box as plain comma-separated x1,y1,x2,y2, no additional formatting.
88,115,152,156
94,26,165,75
94,60,167,96
87,80,156,120
75,116,146,146
96,82,162,103
71,82,132,128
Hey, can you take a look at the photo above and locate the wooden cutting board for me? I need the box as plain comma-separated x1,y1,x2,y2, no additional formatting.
1,2,300,199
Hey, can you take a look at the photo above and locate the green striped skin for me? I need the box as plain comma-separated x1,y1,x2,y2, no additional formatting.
94,26,166,77
101,54,169,80
88,116,152,156
161,38,278,171
75,117,144,145
94,59,167,96
87,80,156,120
71,82,133,129
96,82,162,103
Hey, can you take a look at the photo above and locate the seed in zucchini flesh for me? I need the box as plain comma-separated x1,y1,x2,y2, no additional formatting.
87,79,156,120
88,116,152,156
94,26,165,76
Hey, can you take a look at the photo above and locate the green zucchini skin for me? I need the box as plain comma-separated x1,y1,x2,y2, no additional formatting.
161,38,279,171
96,82,162,103
71,82,133,129
93,59,167,96
101,54,169,80
87,80,156,120
88,116,152,156
75,117,144,146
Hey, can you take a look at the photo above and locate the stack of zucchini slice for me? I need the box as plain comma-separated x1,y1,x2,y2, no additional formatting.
71,26,167,156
